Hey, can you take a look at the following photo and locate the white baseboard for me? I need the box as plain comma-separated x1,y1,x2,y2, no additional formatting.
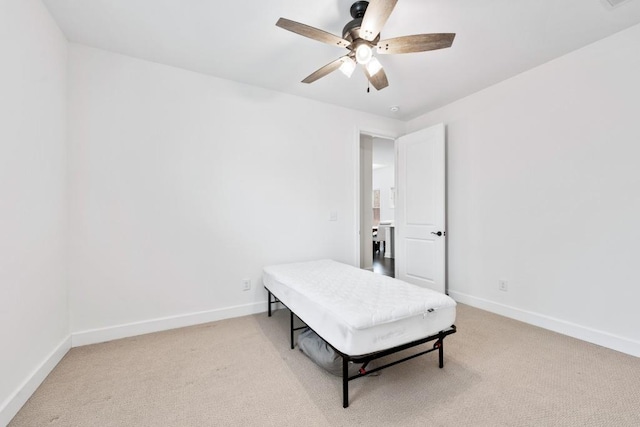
71,302,266,347
0,335,71,427
449,290,640,358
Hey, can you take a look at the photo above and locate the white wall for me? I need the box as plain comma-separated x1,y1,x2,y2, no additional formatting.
0,0,69,423
67,45,403,339
407,24,640,356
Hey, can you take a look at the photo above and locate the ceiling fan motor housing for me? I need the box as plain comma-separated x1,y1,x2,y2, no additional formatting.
343,1,378,45
342,18,363,41
350,1,369,18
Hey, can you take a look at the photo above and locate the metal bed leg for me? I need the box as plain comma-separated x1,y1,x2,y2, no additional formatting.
267,290,272,317
342,356,349,408
438,338,444,368
290,311,295,350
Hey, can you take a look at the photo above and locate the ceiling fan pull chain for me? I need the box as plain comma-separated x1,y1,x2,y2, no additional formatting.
367,81,370,93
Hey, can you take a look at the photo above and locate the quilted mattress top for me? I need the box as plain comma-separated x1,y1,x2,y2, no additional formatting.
263,259,456,331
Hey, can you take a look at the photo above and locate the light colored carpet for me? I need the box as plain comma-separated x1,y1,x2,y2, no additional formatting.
10,304,640,426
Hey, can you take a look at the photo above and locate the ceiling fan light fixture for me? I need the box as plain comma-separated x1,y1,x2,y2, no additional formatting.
276,1,455,91
339,57,357,78
355,44,372,64
366,57,382,76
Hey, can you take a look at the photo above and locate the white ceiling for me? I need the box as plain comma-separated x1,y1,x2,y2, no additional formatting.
42,0,640,120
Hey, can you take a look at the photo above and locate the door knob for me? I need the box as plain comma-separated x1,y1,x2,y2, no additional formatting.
431,231,445,237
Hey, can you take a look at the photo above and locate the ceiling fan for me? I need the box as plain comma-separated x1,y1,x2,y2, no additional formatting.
276,0,455,91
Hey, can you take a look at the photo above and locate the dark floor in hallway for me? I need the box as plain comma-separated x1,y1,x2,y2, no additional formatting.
372,250,394,277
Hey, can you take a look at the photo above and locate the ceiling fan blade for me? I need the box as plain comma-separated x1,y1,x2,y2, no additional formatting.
276,18,350,48
360,0,398,42
363,66,389,91
302,56,349,84
377,33,456,54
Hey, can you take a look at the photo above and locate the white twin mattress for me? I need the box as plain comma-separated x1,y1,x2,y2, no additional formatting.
263,259,456,356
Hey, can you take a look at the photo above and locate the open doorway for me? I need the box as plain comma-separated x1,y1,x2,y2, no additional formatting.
359,133,395,277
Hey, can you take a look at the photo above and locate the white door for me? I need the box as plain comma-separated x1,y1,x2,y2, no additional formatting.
395,123,446,293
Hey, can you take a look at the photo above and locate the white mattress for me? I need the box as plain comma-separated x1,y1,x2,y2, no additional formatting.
263,259,456,356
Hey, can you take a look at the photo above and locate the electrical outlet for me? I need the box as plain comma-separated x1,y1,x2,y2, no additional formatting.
499,280,508,292
242,279,251,291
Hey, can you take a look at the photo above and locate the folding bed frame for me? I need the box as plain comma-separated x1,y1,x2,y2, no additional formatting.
263,260,457,408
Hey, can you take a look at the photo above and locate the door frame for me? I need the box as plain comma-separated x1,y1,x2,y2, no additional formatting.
353,127,400,269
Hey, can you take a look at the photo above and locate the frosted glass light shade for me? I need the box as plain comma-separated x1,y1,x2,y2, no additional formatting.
339,58,356,77
355,44,372,64
366,57,382,76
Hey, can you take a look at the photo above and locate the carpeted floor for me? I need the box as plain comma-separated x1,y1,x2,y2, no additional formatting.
9,304,640,426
